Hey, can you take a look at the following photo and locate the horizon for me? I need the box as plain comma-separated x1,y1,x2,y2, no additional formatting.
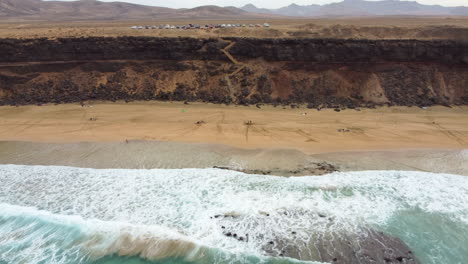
43,0,468,9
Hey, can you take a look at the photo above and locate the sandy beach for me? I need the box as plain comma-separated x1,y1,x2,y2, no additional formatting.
0,102,466,175
0,102,467,153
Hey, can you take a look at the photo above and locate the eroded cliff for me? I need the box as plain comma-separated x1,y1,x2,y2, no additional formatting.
0,37,467,107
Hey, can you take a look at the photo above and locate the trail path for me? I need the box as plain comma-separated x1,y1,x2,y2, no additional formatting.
221,40,245,77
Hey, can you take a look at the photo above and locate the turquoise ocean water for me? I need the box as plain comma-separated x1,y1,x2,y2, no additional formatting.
0,165,467,264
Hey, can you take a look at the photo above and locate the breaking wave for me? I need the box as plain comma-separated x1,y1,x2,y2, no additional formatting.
0,165,467,263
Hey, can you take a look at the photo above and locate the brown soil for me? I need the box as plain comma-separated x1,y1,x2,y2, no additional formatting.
1,37,466,108
0,17,467,40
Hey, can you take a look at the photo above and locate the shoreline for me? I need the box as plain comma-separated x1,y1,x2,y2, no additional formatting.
1,102,466,175
0,141,466,176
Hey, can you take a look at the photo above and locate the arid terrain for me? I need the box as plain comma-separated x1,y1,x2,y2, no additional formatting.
1,102,466,153
0,2,467,264
0,15,466,175
0,17,467,39
0,102,467,176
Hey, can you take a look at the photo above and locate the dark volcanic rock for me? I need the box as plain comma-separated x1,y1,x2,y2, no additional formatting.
0,37,466,107
227,38,468,64
264,229,419,264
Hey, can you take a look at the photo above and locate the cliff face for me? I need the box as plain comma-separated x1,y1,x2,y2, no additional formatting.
0,37,467,107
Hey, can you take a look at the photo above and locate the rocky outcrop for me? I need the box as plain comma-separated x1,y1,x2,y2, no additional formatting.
227,38,468,64
0,37,466,107
264,229,419,263
213,211,420,264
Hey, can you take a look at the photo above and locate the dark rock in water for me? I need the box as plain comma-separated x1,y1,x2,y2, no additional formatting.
263,229,419,264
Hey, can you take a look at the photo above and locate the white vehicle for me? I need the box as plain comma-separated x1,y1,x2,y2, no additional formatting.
221,24,226,28
226,24,232,27
170,25,176,29
131,26,137,29
164,24,170,29
137,26,143,30
263,23,270,27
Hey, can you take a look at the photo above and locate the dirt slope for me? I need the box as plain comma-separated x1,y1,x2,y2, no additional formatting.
0,37,466,108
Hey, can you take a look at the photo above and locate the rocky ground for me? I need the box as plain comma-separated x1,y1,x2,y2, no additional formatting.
0,37,466,108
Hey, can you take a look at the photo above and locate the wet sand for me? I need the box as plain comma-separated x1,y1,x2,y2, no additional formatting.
0,102,466,175
0,141,466,176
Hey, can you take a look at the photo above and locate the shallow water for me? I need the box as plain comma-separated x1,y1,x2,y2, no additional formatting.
0,165,467,263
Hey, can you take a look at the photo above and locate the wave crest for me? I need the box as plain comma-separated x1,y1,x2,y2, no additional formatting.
0,204,207,263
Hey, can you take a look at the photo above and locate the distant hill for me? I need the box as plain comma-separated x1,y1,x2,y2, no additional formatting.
0,0,274,21
241,0,468,17
1,0,466,22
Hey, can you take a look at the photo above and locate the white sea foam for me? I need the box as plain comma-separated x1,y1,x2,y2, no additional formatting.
0,204,207,263
0,165,467,263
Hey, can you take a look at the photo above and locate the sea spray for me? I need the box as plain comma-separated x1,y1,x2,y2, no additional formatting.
0,165,467,263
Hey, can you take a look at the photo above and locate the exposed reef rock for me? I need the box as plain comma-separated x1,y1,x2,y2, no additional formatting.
0,37,466,107
264,229,419,263
213,211,420,263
